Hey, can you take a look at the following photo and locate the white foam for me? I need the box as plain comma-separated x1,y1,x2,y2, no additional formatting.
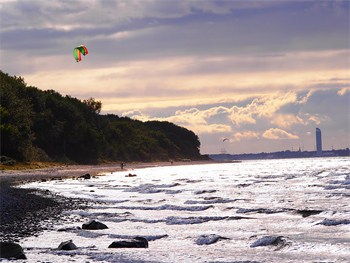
114,204,213,211
18,157,350,262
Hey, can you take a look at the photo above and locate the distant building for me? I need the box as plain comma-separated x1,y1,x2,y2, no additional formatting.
316,128,322,156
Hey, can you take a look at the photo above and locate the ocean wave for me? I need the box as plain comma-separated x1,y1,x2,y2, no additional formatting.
185,198,235,205
166,216,228,225
316,219,350,226
107,234,168,241
114,204,213,211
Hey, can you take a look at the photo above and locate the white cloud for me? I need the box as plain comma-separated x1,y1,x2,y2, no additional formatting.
262,128,299,140
123,106,232,135
337,87,350,96
232,131,260,142
298,90,314,104
306,114,332,126
271,114,305,128
168,108,232,134
228,92,298,127
122,109,143,118
229,105,257,126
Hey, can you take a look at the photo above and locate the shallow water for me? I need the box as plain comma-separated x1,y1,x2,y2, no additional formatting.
13,157,350,262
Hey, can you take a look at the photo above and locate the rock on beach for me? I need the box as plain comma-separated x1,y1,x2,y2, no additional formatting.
0,242,26,259
108,237,149,248
250,235,287,248
57,240,78,250
82,220,108,230
195,234,230,245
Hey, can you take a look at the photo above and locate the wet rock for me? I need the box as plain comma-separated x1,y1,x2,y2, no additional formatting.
57,226,81,232
195,234,229,245
79,173,91,179
250,235,287,248
82,220,108,230
296,209,323,217
0,242,26,259
108,237,148,248
57,240,77,250
227,216,253,220
50,177,63,181
108,234,168,241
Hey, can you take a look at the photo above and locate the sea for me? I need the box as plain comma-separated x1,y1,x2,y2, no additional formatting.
12,157,350,262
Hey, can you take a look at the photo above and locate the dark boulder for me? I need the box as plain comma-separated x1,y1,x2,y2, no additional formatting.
125,173,137,177
296,209,323,217
195,234,230,245
79,173,91,179
57,240,77,250
108,237,148,248
82,220,108,230
0,242,26,259
250,235,286,248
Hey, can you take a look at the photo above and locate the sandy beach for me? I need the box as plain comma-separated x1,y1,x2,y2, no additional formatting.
0,161,213,183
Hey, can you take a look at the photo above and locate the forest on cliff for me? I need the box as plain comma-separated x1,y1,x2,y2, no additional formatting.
0,71,206,164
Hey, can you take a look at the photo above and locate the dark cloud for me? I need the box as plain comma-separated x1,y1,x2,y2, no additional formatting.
2,0,349,60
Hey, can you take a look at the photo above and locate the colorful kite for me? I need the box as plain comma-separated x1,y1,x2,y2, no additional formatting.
73,45,88,62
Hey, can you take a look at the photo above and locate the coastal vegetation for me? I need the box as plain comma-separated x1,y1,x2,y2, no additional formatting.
0,71,206,164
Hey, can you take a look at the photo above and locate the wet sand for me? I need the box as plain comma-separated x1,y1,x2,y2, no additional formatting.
0,161,213,183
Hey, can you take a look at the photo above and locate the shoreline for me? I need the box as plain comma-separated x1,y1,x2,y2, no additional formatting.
2,158,349,261
0,160,217,243
0,180,93,243
0,160,217,184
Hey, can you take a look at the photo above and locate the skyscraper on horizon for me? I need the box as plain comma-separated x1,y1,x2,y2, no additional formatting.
316,128,322,156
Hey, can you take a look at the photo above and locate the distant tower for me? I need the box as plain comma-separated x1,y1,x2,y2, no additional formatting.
316,128,322,156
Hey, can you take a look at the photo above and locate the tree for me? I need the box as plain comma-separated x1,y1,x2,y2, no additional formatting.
82,98,102,114
0,71,205,163
0,72,34,161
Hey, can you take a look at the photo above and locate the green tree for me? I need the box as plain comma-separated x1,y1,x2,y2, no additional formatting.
0,72,34,161
0,71,205,164
82,97,102,114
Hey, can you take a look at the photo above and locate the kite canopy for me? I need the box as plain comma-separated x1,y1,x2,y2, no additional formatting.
73,45,88,62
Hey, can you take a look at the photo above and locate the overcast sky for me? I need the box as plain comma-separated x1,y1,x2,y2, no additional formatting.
1,0,349,154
